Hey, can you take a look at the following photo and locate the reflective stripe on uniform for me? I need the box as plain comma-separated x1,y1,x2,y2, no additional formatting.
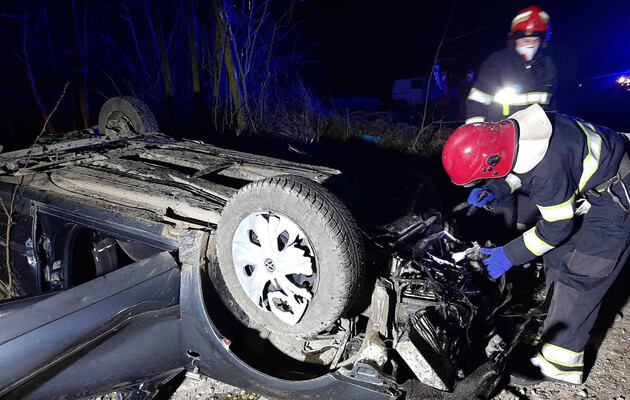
465,116,485,123
492,91,550,106
537,194,575,222
541,343,584,367
530,343,584,384
531,353,583,384
523,227,554,256
467,87,493,105
505,173,522,194
576,121,602,191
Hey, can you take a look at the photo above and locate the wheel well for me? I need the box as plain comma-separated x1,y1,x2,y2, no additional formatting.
199,232,331,380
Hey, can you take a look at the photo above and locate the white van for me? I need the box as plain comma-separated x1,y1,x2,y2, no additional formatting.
392,73,447,106
392,78,426,106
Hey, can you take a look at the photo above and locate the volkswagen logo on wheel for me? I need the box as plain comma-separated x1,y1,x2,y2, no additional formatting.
264,258,275,272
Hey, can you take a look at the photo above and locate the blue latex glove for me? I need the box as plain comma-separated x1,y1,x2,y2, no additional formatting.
481,247,513,279
467,188,495,207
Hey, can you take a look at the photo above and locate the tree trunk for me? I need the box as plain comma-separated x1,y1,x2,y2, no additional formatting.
187,0,203,131
69,0,89,129
212,21,225,100
149,0,173,121
212,18,225,131
211,0,245,132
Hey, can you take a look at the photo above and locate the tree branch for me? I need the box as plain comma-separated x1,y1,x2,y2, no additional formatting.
0,82,69,299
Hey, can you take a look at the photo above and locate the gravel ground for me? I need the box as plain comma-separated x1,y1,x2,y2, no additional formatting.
169,375,266,400
493,298,630,400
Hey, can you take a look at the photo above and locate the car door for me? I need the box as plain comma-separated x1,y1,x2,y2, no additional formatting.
0,182,39,298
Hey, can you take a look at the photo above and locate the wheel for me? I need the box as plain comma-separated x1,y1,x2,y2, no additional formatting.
98,96,158,136
213,175,365,335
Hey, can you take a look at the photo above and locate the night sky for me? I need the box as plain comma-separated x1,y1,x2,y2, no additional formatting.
304,0,630,98
1,0,629,141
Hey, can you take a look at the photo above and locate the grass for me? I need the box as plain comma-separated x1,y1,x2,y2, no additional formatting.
255,103,453,158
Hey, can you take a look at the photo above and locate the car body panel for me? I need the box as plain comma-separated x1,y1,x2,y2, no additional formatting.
0,135,400,398
0,252,181,398
0,133,340,233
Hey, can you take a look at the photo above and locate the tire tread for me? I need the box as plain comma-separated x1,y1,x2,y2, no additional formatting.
215,175,365,334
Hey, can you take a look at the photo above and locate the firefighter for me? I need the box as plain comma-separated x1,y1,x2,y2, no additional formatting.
442,104,630,385
465,5,558,123
466,6,559,233
457,70,475,121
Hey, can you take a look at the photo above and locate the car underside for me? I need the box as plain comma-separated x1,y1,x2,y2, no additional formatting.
0,97,534,399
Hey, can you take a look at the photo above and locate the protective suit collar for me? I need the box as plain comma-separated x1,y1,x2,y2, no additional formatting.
510,104,552,174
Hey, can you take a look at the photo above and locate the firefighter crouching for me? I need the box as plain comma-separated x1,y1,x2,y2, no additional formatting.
465,5,558,124
442,104,630,385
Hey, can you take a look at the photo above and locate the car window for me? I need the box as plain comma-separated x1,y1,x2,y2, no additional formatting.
32,200,175,291
68,228,162,286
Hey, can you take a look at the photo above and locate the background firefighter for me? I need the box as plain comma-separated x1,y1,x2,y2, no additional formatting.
442,104,630,385
465,5,560,234
465,5,558,124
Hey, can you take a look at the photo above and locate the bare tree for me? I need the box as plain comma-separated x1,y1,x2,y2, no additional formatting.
4,0,318,140
212,0,246,132
0,83,69,299
187,0,202,113
148,0,174,120
68,0,90,129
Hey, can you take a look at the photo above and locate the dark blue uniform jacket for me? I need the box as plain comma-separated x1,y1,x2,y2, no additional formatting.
484,113,627,265
466,46,558,123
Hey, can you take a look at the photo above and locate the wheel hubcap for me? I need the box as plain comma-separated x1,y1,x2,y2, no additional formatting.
264,258,276,272
232,212,315,326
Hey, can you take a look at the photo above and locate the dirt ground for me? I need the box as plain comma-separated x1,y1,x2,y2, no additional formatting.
165,300,630,400
492,298,630,400
169,377,263,400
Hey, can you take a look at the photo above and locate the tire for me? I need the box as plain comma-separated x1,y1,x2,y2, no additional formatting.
98,96,158,136
214,175,365,335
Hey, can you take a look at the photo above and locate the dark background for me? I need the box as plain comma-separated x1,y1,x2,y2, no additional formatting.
305,0,629,97
0,0,629,147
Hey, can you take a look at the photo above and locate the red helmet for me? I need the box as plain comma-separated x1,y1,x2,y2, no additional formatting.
442,121,518,186
509,5,550,39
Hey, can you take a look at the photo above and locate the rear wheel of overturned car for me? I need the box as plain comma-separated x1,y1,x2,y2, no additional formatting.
98,96,158,136
214,175,365,335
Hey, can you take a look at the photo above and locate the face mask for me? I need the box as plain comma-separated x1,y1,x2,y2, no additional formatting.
515,44,540,61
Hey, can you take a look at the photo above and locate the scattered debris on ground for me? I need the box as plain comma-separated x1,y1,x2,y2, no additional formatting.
90,393,122,400
169,375,264,400
494,299,630,400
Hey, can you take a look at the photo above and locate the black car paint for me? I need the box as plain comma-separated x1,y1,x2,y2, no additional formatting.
0,252,181,399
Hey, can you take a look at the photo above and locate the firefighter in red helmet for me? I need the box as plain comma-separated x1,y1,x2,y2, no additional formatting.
464,5,558,233
442,104,630,385
466,5,557,124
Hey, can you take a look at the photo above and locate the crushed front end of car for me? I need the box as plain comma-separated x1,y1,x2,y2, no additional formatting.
368,213,527,398
276,211,531,400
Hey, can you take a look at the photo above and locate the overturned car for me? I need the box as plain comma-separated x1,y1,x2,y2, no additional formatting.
0,97,530,399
